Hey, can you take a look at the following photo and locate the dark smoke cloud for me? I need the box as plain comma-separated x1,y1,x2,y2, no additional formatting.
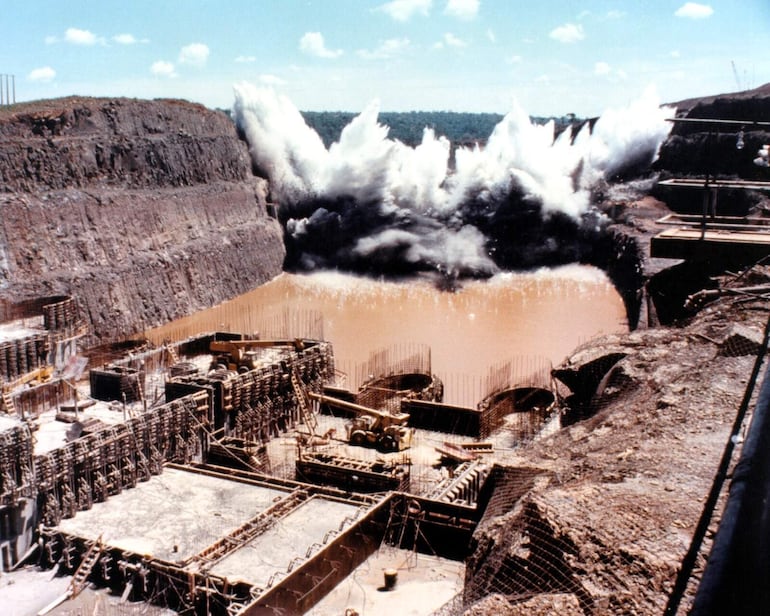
232,83,673,281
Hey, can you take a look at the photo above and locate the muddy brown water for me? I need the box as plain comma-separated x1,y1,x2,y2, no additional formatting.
145,267,627,407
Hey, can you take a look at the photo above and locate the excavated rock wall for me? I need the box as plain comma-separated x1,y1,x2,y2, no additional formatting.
654,93,770,215
0,97,285,342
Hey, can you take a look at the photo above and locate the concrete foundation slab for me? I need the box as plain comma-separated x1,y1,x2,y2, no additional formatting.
307,547,465,616
56,467,285,562
210,496,358,586
0,317,43,343
0,414,19,432
33,404,130,455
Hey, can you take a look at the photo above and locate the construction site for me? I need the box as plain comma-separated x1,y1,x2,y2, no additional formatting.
0,293,561,616
2,89,770,615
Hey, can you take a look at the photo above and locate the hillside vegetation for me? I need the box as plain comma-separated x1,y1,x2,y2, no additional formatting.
300,110,582,148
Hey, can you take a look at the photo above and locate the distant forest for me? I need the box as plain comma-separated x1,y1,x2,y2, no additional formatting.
300,110,585,148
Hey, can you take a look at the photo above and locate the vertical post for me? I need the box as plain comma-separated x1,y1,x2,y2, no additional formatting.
0,74,4,106
700,128,714,240
689,314,770,614
12,74,15,104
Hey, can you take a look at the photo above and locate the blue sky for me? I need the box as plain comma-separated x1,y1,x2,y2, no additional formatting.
3,0,769,116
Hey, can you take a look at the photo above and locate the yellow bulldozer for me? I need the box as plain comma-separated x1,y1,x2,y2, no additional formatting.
309,392,413,452
209,338,305,371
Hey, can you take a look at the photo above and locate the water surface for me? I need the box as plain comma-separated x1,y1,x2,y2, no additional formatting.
146,266,626,406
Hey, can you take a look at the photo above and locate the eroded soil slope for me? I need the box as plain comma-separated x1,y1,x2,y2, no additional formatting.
464,275,768,614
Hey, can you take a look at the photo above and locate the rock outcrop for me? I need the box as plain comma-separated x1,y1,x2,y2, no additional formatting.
655,84,770,215
0,97,285,342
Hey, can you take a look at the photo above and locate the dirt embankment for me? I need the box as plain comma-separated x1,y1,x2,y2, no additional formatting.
462,89,770,615
465,285,768,614
462,172,770,612
0,97,285,342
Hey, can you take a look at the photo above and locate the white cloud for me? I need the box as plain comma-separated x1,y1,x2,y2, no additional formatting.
44,35,58,45
549,23,585,43
670,50,681,58
606,10,625,19
65,27,102,45
113,33,147,45
444,0,479,20
439,33,468,48
299,32,343,59
150,61,177,78
674,2,714,18
28,66,56,83
259,74,286,85
376,0,432,21
235,55,257,63
593,61,627,81
179,43,210,67
506,54,522,64
357,38,410,60
486,29,496,43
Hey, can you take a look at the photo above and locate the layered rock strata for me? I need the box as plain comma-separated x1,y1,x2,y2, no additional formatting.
0,97,285,342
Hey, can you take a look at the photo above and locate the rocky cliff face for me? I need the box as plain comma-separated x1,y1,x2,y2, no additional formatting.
655,86,770,215
0,97,285,343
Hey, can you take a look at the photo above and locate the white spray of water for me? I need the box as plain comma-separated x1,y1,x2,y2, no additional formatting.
232,82,674,275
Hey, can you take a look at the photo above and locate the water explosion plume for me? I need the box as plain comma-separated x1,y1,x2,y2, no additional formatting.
232,83,673,281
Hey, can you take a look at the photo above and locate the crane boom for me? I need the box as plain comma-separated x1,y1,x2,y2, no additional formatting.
308,392,409,425
731,60,742,90
308,391,413,451
209,339,305,353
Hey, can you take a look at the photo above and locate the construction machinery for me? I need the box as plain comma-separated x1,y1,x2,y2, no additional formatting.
2,365,54,391
1,366,54,413
309,392,413,452
209,338,305,371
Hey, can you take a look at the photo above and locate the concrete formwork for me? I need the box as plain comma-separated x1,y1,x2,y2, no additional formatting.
1,330,501,613
165,338,334,444
243,493,476,615
40,465,380,615
244,499,389,615
34,394,208,527
209,496,359,586
37,461,482,615
0,417,36,573
306,547,465,616
295,450,410,494
402,386,557,440
401,398,481,436
28,335,336,535
56,466,287,563
0,295,86,385
0,417,34,505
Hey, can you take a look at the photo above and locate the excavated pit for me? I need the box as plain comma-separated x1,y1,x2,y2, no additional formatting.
1,321,531,615
4,92,765,615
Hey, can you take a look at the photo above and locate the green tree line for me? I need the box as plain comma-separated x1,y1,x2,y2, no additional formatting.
300,110,583,148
